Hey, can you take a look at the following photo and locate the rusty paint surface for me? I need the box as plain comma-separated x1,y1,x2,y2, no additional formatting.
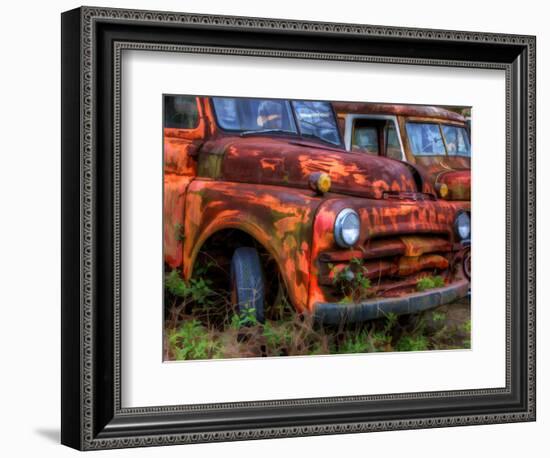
399,235,452,257
437,169,471,200
413,156,471,200
308,197,468,308
163,133,200,268
398,254,449,276
164,175,192,268
182,180,320,312
164,95,470,318
198,135,421,199
321,253,449,285
332,101,465,123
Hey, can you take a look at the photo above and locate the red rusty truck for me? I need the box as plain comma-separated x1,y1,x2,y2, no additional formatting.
333,102,471,202
164,95,470,324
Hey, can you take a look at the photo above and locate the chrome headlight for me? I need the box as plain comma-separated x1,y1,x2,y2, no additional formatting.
334,208,360,248
454,211,471,240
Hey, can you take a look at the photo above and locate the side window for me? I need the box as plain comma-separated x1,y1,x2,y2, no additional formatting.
353,126,379,155
164,95,199,129
385,122,402,160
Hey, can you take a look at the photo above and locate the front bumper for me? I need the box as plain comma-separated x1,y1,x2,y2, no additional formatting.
314,279,469,324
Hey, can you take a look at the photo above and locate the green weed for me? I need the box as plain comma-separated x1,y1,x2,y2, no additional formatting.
165,269,213,304
395,335,429,352
167,320,220,360
416,275,445,292
330,257,372,302
165,269,470,360
337,330,372,354
230,307,259,329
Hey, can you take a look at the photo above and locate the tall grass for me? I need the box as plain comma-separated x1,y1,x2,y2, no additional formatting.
164,268,471,361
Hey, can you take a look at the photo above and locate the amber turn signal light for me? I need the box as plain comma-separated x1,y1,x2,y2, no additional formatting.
436,183,449,199
309,172,331,194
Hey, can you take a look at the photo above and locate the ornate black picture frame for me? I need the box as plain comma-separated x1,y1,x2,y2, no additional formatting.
61,6,536,450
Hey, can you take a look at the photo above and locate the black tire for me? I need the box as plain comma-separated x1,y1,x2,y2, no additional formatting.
230,247,265,324
463,247,471,281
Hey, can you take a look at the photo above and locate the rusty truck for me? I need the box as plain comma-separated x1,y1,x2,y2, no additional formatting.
164,95,470,324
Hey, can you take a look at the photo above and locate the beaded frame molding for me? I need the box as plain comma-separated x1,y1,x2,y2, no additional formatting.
61,6,536,450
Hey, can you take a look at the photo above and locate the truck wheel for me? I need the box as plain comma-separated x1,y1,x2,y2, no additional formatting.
463,248,471,280
230,247,265,324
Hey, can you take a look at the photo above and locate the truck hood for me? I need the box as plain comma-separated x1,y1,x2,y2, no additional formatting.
204,136,419,199
414,156,471,201
437,169,471,200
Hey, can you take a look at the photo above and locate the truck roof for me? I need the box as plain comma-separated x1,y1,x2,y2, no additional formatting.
333,102,465,123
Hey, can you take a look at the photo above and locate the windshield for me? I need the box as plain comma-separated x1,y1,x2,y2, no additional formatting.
442,125,471,157
212,97,298,133
406,122,446,156
211,97,342,146
406,122,471,157
292,100,342,146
